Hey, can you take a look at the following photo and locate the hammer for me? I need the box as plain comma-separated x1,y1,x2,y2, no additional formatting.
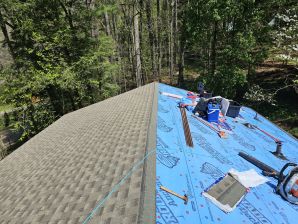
160,186,188,204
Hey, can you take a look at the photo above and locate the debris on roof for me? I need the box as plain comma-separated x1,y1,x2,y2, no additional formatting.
156,83,298,224
202,173,248,213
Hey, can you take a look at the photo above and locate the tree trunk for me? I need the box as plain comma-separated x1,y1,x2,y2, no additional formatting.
27,104,38,136
66,91,76,111
120,3,133,88
75,90,83,108
112,13,124,89
0,11,15,60
86,0,97,37
104,8,114,63
169,0,174,84
210,20,218,76
157,0,162,81
104,10,111,36
87,84,95,104
134,11,142,87
46,85,63,117
178,0,185,88
58,1,76,38
145,0,157,80
139,0,146,84
178,37,185,87
173,0,178,65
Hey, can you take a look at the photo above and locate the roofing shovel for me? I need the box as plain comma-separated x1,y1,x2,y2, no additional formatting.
239,151,298,204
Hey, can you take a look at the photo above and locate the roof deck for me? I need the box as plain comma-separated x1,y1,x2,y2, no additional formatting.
156,83,298,224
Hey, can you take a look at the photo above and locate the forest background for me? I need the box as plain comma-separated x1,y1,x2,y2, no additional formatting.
0,0,297,155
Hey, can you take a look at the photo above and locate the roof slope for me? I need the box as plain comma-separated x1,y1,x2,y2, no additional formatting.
1,82,297,224
0,82,158,224
156,83,298,224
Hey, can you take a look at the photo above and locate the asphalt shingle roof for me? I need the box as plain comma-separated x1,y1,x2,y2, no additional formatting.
0,82,158,224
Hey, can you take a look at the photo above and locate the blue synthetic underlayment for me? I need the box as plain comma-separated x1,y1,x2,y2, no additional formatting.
156,83,298,224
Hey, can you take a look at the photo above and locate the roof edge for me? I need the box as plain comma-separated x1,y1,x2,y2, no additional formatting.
137,82,158,224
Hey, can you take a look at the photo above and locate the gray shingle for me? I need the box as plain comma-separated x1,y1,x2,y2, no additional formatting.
0,82,157,224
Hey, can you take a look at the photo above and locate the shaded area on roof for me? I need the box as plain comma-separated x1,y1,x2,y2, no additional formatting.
156,83,298,224
0,82,157,224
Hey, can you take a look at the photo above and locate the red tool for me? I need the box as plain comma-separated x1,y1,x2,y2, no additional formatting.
239,152,298,204
243,123,286,160
291,179,298,198
254,126,281,143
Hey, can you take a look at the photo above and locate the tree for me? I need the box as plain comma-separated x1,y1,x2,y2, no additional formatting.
3,112,9,127
133,5,142,87
0,0,296,142
0,0,119,139
182,0,292,98
272,7,298,65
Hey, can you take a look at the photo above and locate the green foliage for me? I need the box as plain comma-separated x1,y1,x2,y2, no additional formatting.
14,103,56,140
0,116,4,130
203,66,247,98
244,84,276,105
0,0,296,142
0,0,119,139
271,6,298,64
0,104,13,112
3,112,9,127
184,0,294,98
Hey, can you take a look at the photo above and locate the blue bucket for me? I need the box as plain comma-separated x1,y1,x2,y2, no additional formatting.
207,103,220,123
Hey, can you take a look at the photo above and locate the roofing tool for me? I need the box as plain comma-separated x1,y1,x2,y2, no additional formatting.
238,151,298,204
179,106,194,147
243,123,287,160
160,186,188,204
239,151,279,176
254,112,260,121
254,125,281,143
160,91,183,99
191,115,228,139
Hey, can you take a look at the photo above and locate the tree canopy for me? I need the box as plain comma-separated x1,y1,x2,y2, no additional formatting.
0,0,297,139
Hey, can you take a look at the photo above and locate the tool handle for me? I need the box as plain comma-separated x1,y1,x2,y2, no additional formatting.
239,152,279,177
191,115,220,133
160,186,183,199
254,126,281,143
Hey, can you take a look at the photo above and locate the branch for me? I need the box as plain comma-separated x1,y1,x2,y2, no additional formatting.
273,84,298,94
4,21,14,29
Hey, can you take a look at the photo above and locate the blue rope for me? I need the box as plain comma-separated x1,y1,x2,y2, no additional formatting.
82,149,156,224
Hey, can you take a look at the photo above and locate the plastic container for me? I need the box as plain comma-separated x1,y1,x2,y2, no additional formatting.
226,101,241,118
207,103,220,122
